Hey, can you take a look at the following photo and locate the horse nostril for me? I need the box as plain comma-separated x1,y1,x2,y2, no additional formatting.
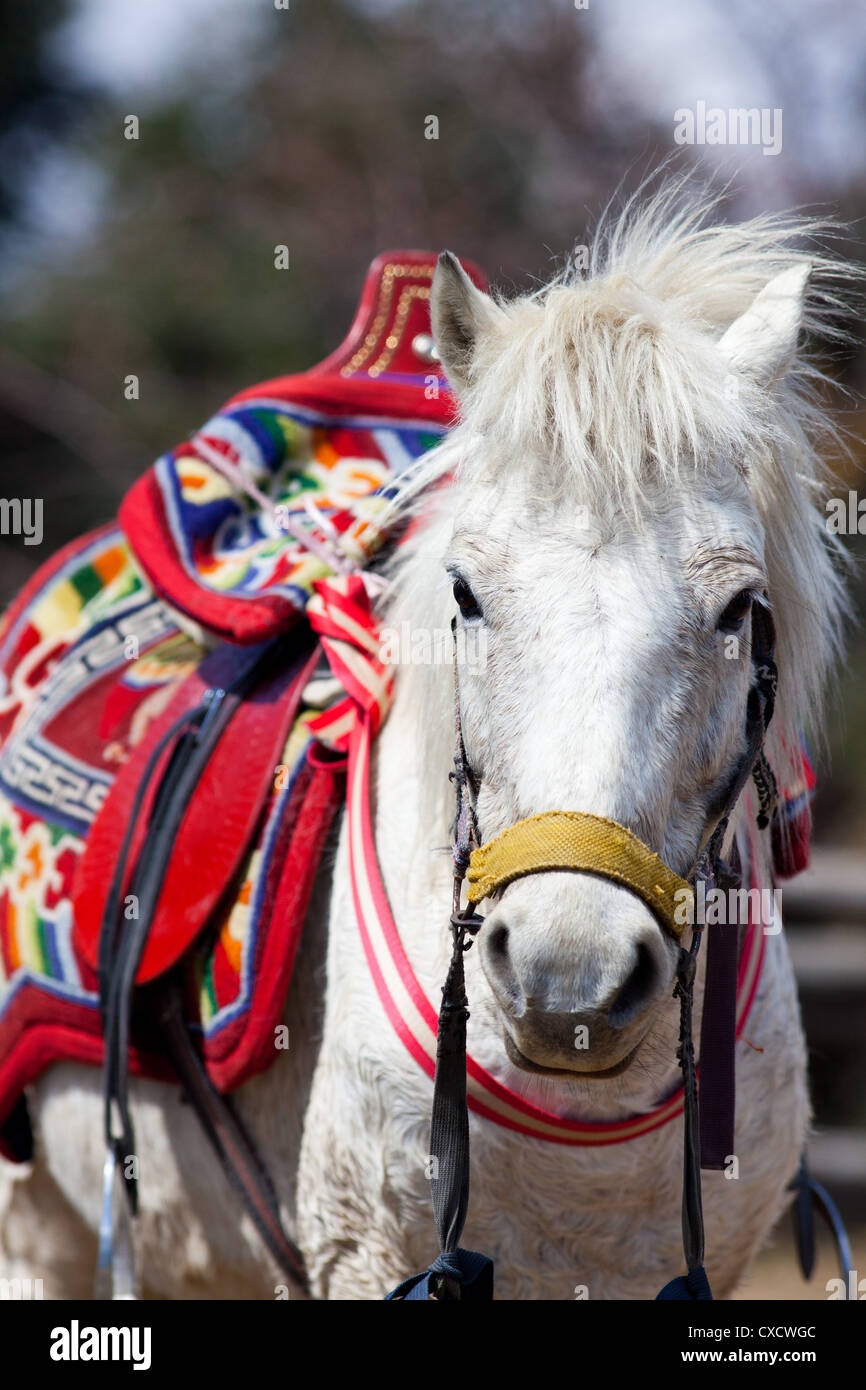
488,924,509,960
481,921,526,1013
608,941,660,1027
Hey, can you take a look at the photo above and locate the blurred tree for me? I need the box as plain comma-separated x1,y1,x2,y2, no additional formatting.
0,0,664,459
0,0,95,225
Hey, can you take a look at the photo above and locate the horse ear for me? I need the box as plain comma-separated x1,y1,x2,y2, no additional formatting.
718,264,811,387
431,251,501,393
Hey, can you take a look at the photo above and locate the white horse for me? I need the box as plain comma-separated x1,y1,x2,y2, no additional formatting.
0,184,855,1299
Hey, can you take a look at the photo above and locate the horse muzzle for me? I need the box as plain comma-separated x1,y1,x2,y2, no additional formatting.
466,811,693,1075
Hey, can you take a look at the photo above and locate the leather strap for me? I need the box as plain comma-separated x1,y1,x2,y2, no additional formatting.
98,638,306,1206
674,934,705,1275
77,637,317,983
697,907,740,1169
789,1152,854,1288
96,633,314,1295
697,600,778,1173
154,977,309,1293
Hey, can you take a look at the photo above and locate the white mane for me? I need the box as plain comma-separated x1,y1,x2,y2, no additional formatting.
383,180,860,815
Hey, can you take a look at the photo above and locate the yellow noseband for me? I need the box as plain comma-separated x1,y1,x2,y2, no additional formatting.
465,810,693,941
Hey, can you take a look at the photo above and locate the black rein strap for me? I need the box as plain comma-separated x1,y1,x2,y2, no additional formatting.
97,636,310,1297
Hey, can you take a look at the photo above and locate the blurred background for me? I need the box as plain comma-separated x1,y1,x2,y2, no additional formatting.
1,0,864,1297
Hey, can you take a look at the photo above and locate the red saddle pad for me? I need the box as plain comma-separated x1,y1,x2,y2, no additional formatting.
73,639,318,985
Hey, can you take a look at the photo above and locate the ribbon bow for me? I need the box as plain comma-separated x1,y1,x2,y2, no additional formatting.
306,574,394,751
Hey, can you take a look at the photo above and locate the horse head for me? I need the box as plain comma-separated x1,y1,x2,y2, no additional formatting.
424,231,835,1082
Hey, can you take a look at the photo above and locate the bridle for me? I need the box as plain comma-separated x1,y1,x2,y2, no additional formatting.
390,600,779,1301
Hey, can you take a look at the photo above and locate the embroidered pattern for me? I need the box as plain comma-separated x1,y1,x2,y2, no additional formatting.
156,401,442,607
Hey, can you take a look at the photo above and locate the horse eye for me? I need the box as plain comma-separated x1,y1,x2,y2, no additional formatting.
452,576,483,620
718,589,754,633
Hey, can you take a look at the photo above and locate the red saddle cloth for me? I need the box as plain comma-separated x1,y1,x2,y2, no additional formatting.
73,640,320,985
0,250,486,1162
120,250,488,645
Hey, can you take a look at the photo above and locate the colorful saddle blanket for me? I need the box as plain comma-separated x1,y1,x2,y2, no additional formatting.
0,526,346,1156
0,250,814,1163
0,250,480,1160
